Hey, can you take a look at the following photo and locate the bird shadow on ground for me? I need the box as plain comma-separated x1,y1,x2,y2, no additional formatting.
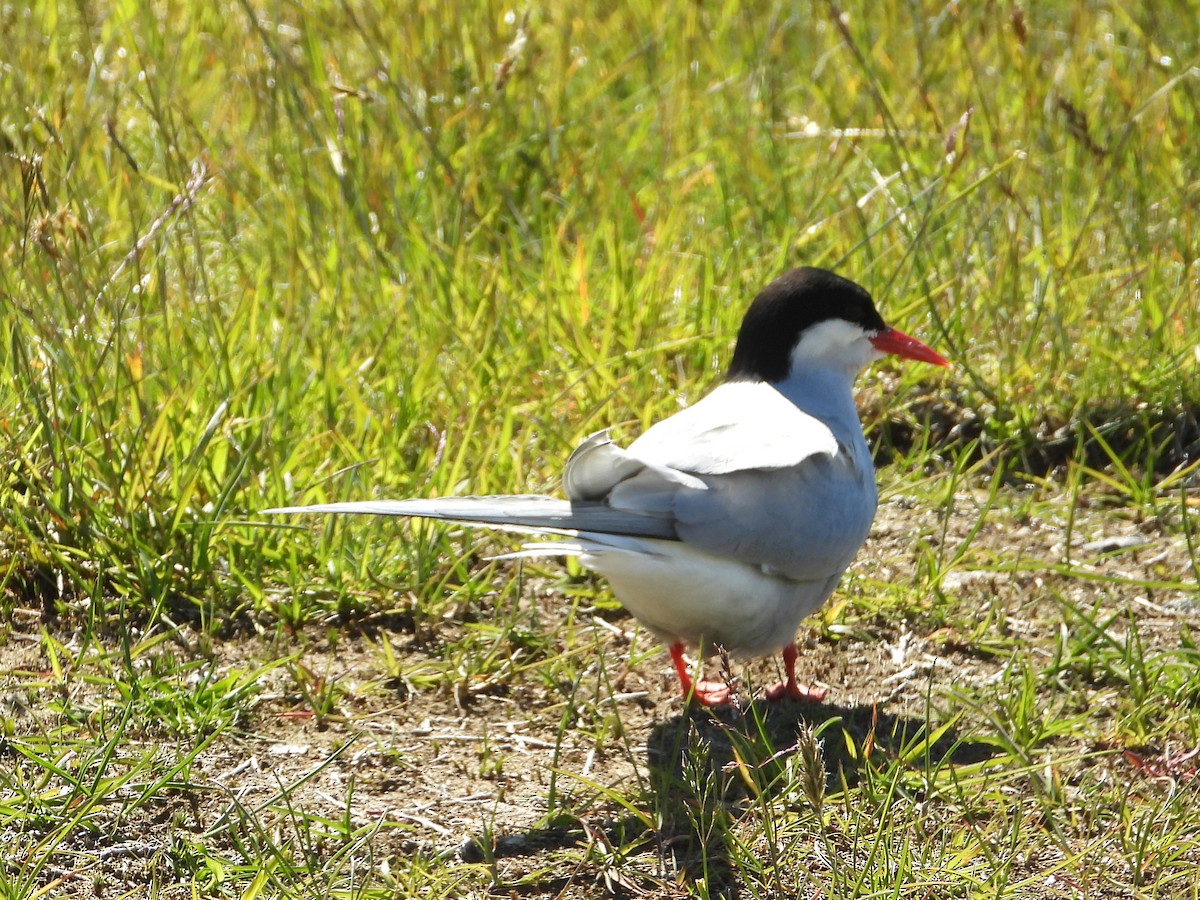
462,698,998,898
641,698,999,896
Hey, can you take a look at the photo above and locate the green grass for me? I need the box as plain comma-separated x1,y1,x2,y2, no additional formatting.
2,0,1200,896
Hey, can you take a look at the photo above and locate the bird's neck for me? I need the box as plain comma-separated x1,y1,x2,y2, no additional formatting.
774,364,867,451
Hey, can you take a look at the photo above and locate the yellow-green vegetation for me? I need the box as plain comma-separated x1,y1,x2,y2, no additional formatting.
1,1,1198,897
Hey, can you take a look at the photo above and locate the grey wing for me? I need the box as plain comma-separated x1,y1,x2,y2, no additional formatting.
564,430,707,515
626,381,839,474
265,495,677,539
671,457,877,581
274,380,869,577
562,387,873,582
563,382,837,503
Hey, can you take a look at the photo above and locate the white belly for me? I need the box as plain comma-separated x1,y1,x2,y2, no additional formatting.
577,535,843,656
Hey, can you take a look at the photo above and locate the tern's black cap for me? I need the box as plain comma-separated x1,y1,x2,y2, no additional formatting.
725,267,887,384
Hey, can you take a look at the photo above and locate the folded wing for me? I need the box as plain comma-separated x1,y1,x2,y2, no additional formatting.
561,380,870,582
269,382,869,583
265,495,677,540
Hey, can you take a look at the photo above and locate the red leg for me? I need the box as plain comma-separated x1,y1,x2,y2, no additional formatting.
765,643,827,702
668,641,694,694
668,642,733,707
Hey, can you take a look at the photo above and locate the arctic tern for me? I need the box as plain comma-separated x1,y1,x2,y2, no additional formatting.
268,267,949,705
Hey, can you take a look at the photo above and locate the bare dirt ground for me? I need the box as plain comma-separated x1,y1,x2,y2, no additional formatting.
2,484,1198,897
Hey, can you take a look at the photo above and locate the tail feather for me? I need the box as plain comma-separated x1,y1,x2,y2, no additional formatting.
488,540,586,561
264,495,678,540
489,532,673,562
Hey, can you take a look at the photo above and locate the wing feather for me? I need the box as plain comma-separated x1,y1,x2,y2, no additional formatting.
266,496,676,539
627,381,837,475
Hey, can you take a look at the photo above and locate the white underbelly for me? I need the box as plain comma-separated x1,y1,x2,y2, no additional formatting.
577,536,842,656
